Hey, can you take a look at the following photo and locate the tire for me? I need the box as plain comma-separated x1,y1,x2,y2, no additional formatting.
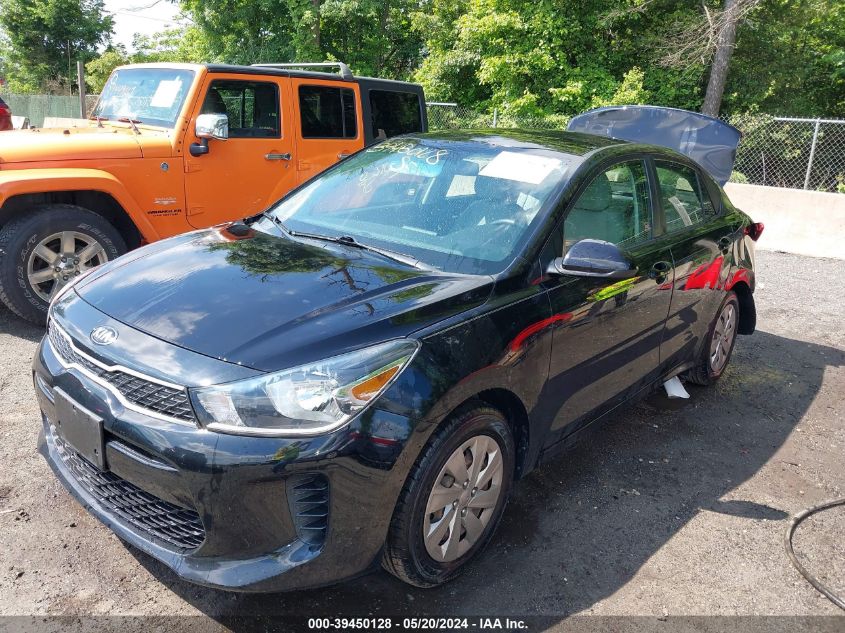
685,291,740,386
0,204,126,324
382,402,515,587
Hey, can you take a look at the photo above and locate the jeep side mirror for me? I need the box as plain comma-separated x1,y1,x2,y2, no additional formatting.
547,239,638,280
190,113,229,156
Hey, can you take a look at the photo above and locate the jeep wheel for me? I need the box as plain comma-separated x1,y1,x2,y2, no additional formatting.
0,204,126,324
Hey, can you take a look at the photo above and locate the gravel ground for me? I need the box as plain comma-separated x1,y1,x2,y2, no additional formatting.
0,250,843,627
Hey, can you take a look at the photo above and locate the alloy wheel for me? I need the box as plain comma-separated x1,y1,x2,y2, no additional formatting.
709,302,736,373
423,434,504,563
26,231,108,303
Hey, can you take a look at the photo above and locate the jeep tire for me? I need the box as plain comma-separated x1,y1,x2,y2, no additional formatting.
0,204,126,325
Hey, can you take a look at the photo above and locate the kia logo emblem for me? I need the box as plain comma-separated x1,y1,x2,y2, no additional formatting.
90,326,119,346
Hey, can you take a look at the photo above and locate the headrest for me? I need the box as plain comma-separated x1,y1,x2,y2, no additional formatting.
475,175,514,199
455,159,480,177
202,88,227,115
576,174,612,212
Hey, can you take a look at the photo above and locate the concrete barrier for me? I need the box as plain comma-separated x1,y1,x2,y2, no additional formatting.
724,183,845,259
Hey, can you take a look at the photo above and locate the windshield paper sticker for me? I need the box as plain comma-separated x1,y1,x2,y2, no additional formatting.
150,79,183,108
479,151,563,184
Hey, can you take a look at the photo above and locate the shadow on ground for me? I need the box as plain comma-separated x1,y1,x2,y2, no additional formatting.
107,328,845,621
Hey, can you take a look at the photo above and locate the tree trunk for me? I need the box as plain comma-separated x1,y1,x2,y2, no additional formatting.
311,0,321,53
702,0,739,117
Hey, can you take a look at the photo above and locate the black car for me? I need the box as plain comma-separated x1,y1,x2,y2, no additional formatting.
33,108,763,591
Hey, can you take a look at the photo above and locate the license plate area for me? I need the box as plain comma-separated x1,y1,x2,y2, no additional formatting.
54,387,106,470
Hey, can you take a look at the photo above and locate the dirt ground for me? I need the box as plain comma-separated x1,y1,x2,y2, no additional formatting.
0,250,843,628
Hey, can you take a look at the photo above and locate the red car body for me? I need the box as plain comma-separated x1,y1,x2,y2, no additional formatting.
0,97,12,131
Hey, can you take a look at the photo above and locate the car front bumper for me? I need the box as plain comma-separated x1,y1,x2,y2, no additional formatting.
33,295,416,592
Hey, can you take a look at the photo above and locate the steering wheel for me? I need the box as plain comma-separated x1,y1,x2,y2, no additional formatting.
489,218,517,226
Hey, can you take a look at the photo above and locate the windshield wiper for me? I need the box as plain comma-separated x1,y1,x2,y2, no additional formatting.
117,117,141,133
89,114,108,127
258,211,291,235
288,230,426,270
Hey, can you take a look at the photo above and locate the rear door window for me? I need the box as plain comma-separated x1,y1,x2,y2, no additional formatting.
201,80,280,138
369,90,423,139
654,161,716,232
299,85,357,138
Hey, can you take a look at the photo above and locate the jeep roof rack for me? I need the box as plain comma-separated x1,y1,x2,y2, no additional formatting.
251,62,353,81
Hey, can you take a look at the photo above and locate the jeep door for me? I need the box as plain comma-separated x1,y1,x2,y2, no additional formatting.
183,73,298,228
290,78,365,184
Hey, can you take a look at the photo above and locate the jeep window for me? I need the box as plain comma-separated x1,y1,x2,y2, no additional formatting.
92,68,194,128
369,90,422,139
299,86,357,139
202,80,280,138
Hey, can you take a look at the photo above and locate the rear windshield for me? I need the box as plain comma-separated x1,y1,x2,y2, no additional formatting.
369,90,423,139
92,67,195,128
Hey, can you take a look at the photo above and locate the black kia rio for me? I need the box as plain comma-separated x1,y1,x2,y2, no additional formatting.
33,107,762,591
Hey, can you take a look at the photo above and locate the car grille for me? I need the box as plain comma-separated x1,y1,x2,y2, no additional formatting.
286,474,329,548
53,431,206,550
47,321,196,423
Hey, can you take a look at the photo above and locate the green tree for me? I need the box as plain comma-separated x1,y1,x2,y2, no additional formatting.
0,0,113,93
176,0,425,78
84,46,129,93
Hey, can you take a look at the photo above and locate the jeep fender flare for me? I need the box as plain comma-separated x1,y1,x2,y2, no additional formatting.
0,168,160,242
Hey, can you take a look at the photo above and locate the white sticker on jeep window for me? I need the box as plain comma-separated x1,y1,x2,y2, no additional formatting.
479,151,564,184
150,79,183,108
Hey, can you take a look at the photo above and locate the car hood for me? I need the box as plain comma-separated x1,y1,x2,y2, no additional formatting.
75,226,494,372
0,125,145,164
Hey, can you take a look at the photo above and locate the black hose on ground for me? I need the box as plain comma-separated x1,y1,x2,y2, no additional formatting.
784,498,845,611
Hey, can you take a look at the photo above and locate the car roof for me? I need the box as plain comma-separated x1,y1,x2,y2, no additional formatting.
412,129,627,157
410,129,713,177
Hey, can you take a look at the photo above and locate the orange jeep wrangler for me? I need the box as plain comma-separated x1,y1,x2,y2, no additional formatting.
0,62,427,323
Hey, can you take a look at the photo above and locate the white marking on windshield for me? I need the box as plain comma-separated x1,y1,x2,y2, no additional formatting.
479,151,565,184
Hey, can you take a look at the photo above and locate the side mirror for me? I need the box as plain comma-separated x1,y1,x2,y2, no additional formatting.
190,113,229,156
196,113,229,140
548,239,638,280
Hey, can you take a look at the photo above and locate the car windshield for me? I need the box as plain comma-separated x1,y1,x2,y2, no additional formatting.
91,67,194,128
259,137,574,274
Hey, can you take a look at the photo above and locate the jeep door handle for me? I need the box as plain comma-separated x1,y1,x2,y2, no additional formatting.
649,260,672,282
265,153,291,161
337,152,351,160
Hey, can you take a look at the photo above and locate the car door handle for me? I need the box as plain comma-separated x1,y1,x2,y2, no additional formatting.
649,261,672,282
337,152,351,160
265,153,291,161
718,236,733,253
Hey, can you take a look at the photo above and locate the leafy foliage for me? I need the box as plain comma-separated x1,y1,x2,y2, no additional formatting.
3,0,843,117
0,0,114,93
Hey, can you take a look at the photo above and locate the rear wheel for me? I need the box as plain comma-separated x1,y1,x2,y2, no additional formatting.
0,204,125,324
685,291,740,386
382,403,515,587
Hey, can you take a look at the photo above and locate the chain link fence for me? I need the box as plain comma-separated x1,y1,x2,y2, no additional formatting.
427,104,845,193
0,91,99,128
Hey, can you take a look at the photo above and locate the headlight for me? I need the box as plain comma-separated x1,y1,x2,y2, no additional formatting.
190,339,420,437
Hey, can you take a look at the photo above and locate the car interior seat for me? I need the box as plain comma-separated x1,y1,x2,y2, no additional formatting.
202,88,228,118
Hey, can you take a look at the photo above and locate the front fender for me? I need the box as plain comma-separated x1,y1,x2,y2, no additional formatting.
0,168,159,241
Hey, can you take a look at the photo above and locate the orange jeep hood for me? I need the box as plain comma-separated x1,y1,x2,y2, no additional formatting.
0,126,144,165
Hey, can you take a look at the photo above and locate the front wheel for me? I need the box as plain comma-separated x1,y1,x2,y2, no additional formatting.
383,403,515,587
0,204,126,324
685,291,740,386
